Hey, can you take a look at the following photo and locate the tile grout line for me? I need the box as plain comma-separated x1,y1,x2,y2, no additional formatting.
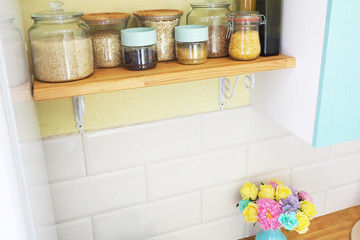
144,164,151,202
81,133,89,176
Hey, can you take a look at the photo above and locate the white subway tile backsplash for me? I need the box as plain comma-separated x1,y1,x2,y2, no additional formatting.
93,192,201,240
51,167,147,223
292,153,360,194
311,192,326,217
43,135,86,183
202,170,291,223
146,216,246,240
331,139,360,158
56,218,94,240
83,116,201,175
201,107,289,151
325,182,360,214
147,146,247,200
248,135,331,177
41,108,360,239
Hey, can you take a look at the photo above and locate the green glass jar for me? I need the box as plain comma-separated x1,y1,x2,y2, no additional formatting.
187,1,231,58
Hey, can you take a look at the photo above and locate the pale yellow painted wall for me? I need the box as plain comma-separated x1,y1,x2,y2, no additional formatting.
20,0,248,138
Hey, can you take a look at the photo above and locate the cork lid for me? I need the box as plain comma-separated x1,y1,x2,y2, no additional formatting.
133,9,183,20
82,12,131,25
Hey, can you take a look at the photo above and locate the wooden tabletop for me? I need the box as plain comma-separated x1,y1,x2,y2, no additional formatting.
241,205,360,240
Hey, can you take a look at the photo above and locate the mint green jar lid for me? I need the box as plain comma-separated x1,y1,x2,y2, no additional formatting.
121,27,157,47
175,25,208,43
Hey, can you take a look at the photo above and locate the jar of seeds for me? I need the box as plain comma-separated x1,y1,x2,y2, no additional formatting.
82,12,130,68
121,27,157,71
175,25,208,65
28,0,94,82
226,11,266,60
133,9,183,62
187,1,231,58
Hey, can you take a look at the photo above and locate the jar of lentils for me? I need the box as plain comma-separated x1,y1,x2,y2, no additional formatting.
82,12,130,68
227,11,266,60
134,9,183,62
175,25,208,65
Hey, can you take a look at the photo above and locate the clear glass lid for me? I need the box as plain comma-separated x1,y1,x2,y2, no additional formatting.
31,1,83,20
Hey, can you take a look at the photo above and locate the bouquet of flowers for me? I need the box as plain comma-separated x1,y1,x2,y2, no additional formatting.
237,180,317,234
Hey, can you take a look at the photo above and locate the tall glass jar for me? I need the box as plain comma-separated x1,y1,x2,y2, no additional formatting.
227,11,265,61
82,12,130,68
28,1,93,82
187,2,230,58
0,15,30,87
134,9,183,62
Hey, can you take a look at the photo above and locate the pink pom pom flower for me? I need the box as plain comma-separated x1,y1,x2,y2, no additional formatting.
256,198,282,231
298,191,314,203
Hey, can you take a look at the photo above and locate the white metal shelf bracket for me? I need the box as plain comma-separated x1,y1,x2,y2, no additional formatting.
73,96,85,133
219,73,255,110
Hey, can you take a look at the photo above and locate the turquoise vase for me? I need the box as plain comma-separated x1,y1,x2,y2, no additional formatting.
255,229,287,240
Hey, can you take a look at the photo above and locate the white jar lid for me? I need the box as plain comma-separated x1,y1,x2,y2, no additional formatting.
175,25,208,43
121,27,157,47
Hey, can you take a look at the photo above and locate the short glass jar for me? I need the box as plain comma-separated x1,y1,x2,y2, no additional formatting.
82,12,130,68
175,25,208,65
121,27,157,71
187,2,230,58
28,1,94,82
134,9,183,62
227,11,265,61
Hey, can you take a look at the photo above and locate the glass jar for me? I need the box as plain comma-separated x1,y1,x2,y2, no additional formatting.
82,12,130,68
134,9,183,62
239,0,256,11
187,2,230,58
121,28,157,71
175,25,208,65
0,15,30,87
227,11,265,61
28,1,93,83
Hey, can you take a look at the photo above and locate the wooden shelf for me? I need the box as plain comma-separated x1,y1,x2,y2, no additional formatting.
33,55,296,101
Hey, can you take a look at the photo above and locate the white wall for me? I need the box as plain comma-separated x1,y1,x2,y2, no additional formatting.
43,107,360,240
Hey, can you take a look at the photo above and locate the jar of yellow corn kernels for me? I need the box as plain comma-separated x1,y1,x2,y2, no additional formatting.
226,11,266,61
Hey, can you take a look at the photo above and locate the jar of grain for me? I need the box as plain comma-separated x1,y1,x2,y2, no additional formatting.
175,25,208,65
133,9,183,62
82,12,130,68
28,1,94,82
226,11,266,61
187,1,231,58
121,28,157,71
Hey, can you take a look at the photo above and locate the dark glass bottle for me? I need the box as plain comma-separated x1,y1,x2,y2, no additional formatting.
256,0,282,56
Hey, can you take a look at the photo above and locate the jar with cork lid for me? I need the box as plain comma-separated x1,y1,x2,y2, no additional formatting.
134,9,183,62
82,12,130,68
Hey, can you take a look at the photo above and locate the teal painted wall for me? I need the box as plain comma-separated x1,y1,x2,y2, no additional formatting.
314,0,360,147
